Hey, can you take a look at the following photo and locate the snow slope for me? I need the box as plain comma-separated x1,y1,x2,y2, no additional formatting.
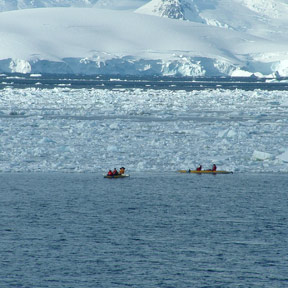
94,0,147,10
0,0,288,76
0,0,147,11
0,0,98,11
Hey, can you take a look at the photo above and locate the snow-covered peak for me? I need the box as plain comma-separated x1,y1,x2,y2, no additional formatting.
136,0,196,20
136,0,186,20
137,0,288,20
136,0,288,35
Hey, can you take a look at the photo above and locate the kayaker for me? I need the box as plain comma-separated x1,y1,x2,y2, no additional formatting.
113,168,118,175
196,165,202,171
119,167,125,174
212,164,217,171
107,170,113,176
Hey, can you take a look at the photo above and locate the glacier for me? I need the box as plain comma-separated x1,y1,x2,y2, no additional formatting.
0,0,288,76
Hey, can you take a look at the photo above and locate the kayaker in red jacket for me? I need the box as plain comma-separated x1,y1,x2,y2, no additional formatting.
196,165,202,171
107,170,113,176
212,164,217,171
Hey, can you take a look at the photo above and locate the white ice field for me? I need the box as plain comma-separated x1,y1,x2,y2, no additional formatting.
0,87,288,173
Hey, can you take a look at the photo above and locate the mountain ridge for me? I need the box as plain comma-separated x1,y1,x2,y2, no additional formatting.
0,0,288,76
0,0,147,11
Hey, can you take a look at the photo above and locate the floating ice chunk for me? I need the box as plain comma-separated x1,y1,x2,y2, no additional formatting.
107,145,118,152
252,150,273,161
227,129,237,138
109,123,119,130
220,139,230,146
277,150,288,163
137,161,146,170
217,128,237,138
38,137,56,144
280,97,288,107
57,145,74,153
217,129,228,138
231,69,253,77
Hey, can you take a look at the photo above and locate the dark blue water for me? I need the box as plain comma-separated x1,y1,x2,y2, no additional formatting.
0,172,287,288
1,73,288,90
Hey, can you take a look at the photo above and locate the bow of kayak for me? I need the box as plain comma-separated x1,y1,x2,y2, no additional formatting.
104,174,130,178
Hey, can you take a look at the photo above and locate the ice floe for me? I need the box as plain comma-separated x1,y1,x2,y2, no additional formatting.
0,87,287,173
252,150,273,161
277,149,288,163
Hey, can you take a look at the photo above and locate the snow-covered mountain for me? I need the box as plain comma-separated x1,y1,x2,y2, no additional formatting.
136,0,191,20
94,0,148,10
136,0,187,20
0,0,288,76
136,0,288,36
0,0,147,11
0,0,97,11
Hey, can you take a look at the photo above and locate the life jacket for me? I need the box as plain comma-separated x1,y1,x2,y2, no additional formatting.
113,170,118,175
107,171,113,176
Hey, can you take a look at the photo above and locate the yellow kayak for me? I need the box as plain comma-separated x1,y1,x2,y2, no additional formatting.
178,170,233,174
104,174,130,178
